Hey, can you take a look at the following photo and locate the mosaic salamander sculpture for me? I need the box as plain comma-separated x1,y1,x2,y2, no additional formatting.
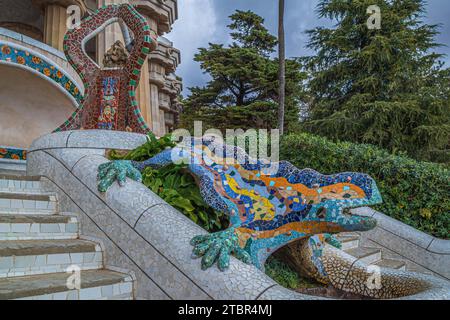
97,138,381,275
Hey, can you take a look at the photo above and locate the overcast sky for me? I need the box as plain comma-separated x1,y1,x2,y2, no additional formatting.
166,0,450,96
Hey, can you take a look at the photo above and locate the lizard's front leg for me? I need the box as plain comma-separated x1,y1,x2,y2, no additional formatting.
97,160,144,192
97,149,176,192
190,227,252,271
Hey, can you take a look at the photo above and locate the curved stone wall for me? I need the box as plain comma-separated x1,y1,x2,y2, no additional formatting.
0,64,76,149
0,28,83,150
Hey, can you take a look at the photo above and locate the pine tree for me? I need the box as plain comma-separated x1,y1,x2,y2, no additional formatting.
302,0,449,163
180,10,305,133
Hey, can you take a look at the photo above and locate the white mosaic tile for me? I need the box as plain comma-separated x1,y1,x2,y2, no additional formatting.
10,200,23,209
0,199,11,208
47,253,71,265
11,223,30,233
0,224,10,233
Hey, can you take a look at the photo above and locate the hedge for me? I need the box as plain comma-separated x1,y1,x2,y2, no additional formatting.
280,133,449,239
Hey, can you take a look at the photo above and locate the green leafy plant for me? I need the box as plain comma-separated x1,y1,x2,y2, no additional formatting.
141,164,228,232
264,256,320,290
265,256,301,289
281,133,450,239
109,133,229,232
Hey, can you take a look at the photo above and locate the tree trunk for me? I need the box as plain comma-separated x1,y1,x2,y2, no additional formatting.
278,0,286,135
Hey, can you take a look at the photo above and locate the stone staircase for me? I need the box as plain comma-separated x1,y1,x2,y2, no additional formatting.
0,174,135,300
337,232,409,271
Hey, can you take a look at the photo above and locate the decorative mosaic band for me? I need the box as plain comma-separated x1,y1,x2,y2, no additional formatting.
0,42,83,105
0,146,27,161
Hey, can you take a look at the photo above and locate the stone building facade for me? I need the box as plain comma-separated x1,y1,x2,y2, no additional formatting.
0,0,181,155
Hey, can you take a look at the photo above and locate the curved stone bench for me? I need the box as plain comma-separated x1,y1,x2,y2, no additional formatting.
27,130,450,300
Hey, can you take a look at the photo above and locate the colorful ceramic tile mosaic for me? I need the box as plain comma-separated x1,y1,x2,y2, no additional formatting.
97,76,120,130
55,4,157,133
0,42,83,104
98,138,382,271
0,146,27,161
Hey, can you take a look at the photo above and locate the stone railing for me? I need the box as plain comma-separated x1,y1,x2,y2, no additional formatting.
26,130,450,300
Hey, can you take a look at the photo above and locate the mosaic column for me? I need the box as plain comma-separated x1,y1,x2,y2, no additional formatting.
96,0,128,66
43,4,68,51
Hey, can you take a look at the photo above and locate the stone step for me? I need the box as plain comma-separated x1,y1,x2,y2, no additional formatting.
0,214,78,240
0,160,27,176
0,269,134,300
0,192,57,215
406,264,435,276
336,234,360,250
0,175,43,194
345,247,382,265
374,258,406,271
0,239,102,278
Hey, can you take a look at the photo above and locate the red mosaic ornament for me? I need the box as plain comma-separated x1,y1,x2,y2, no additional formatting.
55,4,157,133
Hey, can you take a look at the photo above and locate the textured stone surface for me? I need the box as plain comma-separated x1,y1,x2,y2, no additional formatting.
427,239,450,255
66,130,147,150
46,148,105,171
371,210,434,248
135,204,277,300
28,130,147,154
28,131,72,152
103,40,129,68
71,155,166,226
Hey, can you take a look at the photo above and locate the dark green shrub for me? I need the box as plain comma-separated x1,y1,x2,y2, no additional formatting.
140,164,228,232
280,133,450,239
